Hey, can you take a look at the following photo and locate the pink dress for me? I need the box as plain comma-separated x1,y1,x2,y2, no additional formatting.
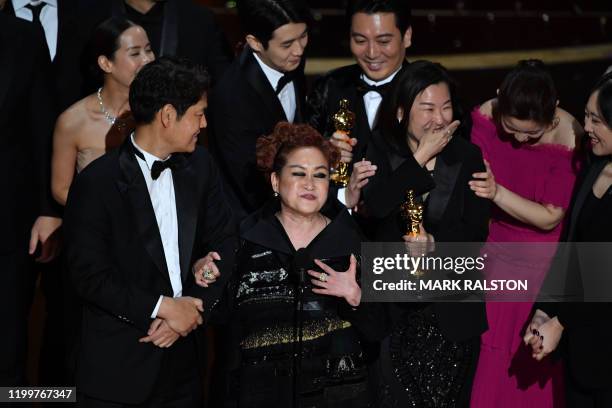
469,108,579,408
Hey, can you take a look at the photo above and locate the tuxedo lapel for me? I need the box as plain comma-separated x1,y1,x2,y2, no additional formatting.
116,142,171,286
171,157,199,282
241,47,287,122
159,0,178,57
568,160,607,239
426,146,462,225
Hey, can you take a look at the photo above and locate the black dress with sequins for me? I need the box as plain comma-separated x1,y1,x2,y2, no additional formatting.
222,199,370,408
352,131,490,407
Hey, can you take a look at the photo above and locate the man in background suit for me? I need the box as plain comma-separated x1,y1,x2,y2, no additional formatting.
307,0,411,193
105,0,233,85
64,57,236,406
0,12,57,386
208,0,310,220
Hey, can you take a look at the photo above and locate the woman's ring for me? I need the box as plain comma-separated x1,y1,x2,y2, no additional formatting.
203,268,214,281
319,273,328,283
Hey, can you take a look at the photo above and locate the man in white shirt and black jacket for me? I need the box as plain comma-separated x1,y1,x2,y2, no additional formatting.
307,0,412,197
208,0,311,220
64,57,237,407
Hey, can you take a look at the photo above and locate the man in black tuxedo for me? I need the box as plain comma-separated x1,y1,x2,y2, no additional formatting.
105,0,232,85
64,57,236,406
4,0,101,112
208,0,310,219
307,0,411,193
0,13,57,386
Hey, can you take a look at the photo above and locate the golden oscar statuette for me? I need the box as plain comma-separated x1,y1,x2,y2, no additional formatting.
330,99,356,187
401,190,426,277
401,190,424,237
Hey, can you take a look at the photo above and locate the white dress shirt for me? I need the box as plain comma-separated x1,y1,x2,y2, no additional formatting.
253,52,297,123
12,0,58,61
338,67,402,208
131,135,182,318
361,67,401,130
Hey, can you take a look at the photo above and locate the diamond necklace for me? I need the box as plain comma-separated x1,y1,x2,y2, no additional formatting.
97,87,117,126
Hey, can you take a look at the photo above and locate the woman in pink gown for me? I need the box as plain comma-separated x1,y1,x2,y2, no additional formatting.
468,60,583,407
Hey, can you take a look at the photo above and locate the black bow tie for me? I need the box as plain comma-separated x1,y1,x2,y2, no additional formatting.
356,80,390,96
150,159,177,180
276,72,295,94
131,142,179,180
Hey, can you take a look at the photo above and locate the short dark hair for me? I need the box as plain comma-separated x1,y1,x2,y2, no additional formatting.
238,0,311,48
496,59,558,126
86,17,138,85
591,71,612,128
347,0,412,35
379,60,462,147
129,57,210,125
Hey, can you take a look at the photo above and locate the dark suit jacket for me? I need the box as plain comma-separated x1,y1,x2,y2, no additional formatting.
538,157,612,390
208,46,306,219
107,0,232,84
0,14,57,251
358,131,490,342
306,63,406,167
4,0,100,112
63,139,237,404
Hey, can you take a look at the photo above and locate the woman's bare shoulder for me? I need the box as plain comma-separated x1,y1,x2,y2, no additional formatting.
552,108,583,149
55,95,96,140
478,98,496,119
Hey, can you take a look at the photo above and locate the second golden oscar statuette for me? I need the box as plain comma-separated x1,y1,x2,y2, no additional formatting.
330,99,356,187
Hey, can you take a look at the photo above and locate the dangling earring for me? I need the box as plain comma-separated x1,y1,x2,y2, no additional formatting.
273,191,279,197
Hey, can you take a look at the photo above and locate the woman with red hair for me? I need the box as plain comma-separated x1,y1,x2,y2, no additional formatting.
203,122,370,407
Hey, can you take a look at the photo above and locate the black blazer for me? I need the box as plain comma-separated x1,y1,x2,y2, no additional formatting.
4,0,101,112
358,131,490,342
538,157,612,390
0,14,57,251
306,63,407,166
63,140,237,404
208,46,306,219
107,0,232,84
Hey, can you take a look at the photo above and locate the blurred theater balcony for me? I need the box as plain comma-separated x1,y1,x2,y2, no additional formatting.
203,0,612,118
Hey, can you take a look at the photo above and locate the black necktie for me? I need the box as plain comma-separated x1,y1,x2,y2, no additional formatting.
276,72,294,94
356,80,390,96
26,2,45,26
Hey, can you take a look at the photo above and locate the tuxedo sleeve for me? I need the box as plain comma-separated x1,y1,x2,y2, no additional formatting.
305,74,332,137
29,26,60,217
188,153,238,321
64,174,158,332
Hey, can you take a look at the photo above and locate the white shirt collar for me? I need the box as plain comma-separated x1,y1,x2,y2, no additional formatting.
131,133,169,169
12,0,57,11
361,65,402,87
252,52,285,91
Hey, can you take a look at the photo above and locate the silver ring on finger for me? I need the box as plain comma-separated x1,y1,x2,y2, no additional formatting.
202,268,215,281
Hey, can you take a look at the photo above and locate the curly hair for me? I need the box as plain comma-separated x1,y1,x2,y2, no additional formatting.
256,122,340,177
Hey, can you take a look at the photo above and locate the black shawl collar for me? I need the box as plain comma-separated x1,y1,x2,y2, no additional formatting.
239,46,306,123
240,198,362,260
382,132,462,225
115,138,198,284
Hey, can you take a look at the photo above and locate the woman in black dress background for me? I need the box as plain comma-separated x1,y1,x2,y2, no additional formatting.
349,61,490,407
217,122,370,408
